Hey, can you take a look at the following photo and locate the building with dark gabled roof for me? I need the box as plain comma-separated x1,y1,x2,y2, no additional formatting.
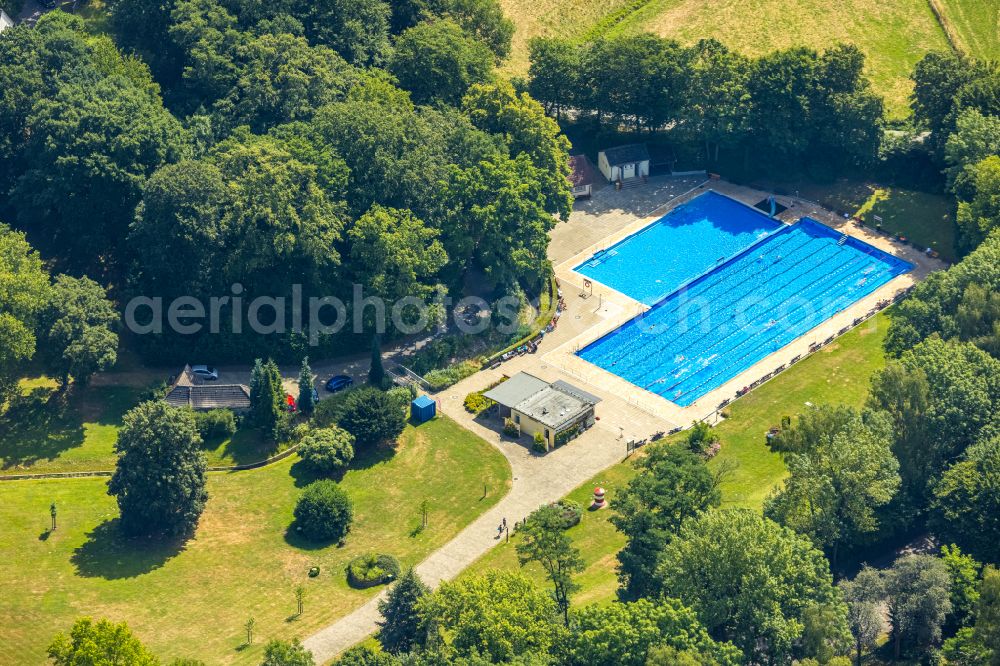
568,154,597,198
164,365,252,412
597,143,650,184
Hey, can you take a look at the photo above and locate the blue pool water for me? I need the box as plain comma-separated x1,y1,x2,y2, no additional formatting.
578,218,912,406
574,191,783,305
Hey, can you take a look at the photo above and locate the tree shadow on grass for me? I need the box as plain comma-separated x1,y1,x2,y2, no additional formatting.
282,521,346,551
288,441,396,488
71,519,187,579
0,390,85,470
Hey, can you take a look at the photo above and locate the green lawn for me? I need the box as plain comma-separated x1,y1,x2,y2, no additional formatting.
744,178,956,262
499,0,954,119
467,313,890,604
0,379,286,474
935,0,1000,60
0,416,511,665
0,381,140,475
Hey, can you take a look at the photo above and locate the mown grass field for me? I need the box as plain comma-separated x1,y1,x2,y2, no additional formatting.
747,178,957,262
0,416,511,665
934,0,1000,60
0,379,278,474
466,312,890,604
500,0,959,119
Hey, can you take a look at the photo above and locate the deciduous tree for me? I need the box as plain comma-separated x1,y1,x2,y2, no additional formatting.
38,275,118,387
656,508,848,664
0,225,49,403
885,554,953,659
48,617,158,666
107,402,208,536
388,19,493,106
565,597,742,666
764,405,899,566
338,387,405,448
610,445,720,599
515,503,584,624
416,571,561,663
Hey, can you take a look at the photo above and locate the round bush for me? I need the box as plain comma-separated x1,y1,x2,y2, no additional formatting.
193,408,237,439
299,426,355,475
346,553,401,588
293,480,353,543
553,500,583,528
339,387,406,448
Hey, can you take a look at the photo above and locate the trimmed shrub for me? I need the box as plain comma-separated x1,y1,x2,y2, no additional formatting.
463,392,493,414
686,421,719,456
311,388,356,428
293,480,353,543
532,431,547,453
552,500,583,528
347,553,401,588
193,409,237,439
503,418,520,437
299,427,355,475
339,388,406,448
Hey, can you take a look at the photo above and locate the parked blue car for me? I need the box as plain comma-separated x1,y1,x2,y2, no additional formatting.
325,375,353,393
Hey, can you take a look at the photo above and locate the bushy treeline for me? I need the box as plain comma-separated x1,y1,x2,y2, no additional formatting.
0,1,570,363
911,53,1000,253
526,36,883,170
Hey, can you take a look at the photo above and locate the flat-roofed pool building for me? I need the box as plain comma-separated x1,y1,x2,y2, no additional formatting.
483,372,600,450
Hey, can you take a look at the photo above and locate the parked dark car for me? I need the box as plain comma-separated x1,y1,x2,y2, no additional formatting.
325,375,353,392
191,365,219,381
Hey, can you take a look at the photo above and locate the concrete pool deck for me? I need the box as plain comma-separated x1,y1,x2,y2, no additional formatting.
544,177,944,427
302,175,946,662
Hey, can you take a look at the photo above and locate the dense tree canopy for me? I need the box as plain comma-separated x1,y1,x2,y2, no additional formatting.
14,73,188,268
0,225,49,402
48,617,159,666
610,445,720,599
108,402,208,536
931,437,1000,564
885,231,1000,359
38,276,119,387
526,37,881,168
388,19,493,106
656,508,848,663
565,598,742,666
764,405,899,564
338,387,407,448
885,554,953,659
416,571,560,663
869,338,1000,517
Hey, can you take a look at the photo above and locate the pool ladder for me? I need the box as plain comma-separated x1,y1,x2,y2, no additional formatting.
837,234,848,246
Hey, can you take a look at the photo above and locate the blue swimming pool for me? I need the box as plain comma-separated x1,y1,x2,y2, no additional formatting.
574,190,782,305
577,218,912,406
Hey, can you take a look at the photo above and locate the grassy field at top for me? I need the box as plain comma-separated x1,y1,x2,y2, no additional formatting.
934,0,1000,60
500,0,956,119
0,416,511,665
466,312,890,604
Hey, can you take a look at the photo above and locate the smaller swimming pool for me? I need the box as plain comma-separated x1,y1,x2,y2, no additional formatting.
574,190,783,305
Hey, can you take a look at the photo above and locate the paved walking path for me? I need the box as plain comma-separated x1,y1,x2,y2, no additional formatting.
300,174,944,663
302,397,657,663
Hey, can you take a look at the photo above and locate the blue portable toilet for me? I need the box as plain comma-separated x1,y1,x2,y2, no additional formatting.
411,395,436,423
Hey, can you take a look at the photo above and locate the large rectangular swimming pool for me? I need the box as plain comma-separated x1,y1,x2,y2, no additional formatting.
574,190,782,305
577,217,912,406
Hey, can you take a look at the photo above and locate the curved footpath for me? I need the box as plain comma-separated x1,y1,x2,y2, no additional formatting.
302,397,647,662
